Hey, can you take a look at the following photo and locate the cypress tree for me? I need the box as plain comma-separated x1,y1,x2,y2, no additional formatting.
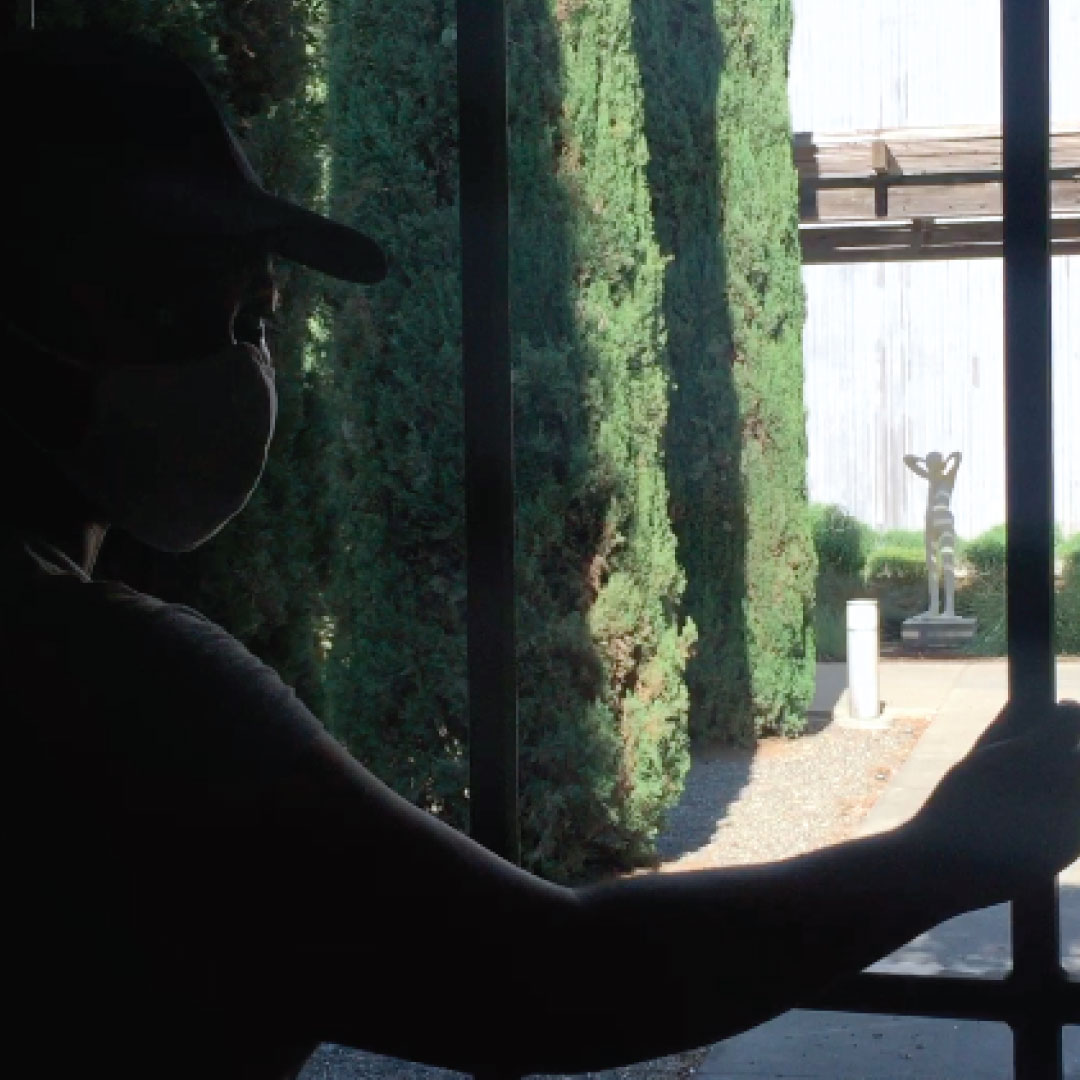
509,0,694,879
325,0,693,880
716,0,815,738
634,0,814,742
322,0,471,824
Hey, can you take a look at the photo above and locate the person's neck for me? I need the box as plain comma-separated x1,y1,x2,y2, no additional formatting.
0,450,108,578
41,523,107,577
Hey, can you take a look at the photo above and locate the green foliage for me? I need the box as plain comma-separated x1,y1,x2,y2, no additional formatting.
961,525,1008,579
810,518,1080,657
958,542,1080,657
509,0,695,879
860,546,925,639
870,529,925,553
808,505,869,662
1058,532,1080,564
635,0,814,744
714,0,815,740
813,604,847,662
321,0,694,881
319,0,469,827
1055,546,1080,656
812,566,866,661
865,545,927,584
46,0,810,876
810,503,869,578
961,598,1007,655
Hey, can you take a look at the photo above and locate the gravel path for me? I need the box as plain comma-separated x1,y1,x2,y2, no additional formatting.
298,714,932,1080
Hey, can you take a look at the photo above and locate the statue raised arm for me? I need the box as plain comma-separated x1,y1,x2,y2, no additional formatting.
903,453,929,480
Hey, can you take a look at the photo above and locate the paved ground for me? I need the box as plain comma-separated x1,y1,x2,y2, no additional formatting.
699,659,1080,1080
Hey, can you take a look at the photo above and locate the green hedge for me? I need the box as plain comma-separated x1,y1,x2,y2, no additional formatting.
961,525,1008,579
1058,546,1080,655
871,529,925,553
810,503,869,578
865,545,926,584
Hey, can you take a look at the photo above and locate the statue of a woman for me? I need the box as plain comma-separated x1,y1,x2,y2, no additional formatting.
904,450,963,617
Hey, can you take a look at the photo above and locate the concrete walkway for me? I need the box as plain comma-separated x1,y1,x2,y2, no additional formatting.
699,659,1080,1080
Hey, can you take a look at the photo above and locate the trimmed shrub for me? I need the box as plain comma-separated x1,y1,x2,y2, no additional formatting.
811,503,869,578
1057,546,1080,656
870,529,925,553
863,543,928,639
812,565,866,661
865,545,927,584
1058,532,1080,566
962,525,1008,579
957,527,1007,654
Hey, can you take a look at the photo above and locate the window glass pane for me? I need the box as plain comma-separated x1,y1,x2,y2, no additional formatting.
870,903,1012,978
780,0,1011,979
1063,1027,1080,1074
1052,0,1080,976
1064,879,1080,978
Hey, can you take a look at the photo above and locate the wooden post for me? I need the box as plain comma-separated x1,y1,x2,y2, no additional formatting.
872,139,900,218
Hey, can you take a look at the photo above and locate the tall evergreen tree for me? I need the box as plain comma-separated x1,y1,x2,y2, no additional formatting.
322,0,471,824
634,0,815,742
509,0,695,880
325,0,693,881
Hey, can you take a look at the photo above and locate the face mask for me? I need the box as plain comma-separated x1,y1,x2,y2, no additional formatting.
0,316,277,553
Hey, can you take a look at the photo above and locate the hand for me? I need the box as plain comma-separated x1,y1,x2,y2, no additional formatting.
906,700,1080,907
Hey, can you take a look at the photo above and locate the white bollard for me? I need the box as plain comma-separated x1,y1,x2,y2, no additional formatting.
846,599,880,722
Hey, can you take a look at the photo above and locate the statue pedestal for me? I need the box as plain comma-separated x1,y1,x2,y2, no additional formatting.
901,615,977,649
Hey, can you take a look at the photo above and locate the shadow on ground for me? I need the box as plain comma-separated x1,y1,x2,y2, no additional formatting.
653,742,758,861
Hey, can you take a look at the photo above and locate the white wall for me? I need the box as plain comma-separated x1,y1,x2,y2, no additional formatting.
802,257,1080,537
789,0,1080,131
791,0,1080,536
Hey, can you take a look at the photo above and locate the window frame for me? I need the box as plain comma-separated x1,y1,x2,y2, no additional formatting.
456,0,1074,1077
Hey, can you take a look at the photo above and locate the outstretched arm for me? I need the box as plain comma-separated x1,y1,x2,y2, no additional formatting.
92,598,1080,1077
904,453,929,479
289,702,1079,1074
944,451,963,480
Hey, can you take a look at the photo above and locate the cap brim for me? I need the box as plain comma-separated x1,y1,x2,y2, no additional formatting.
100,173,389,285
257,189,389,284
3,30,388,284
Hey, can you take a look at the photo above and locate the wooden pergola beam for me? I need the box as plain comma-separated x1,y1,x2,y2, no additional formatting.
804,178,1080,222
794,124,1080,176
800,213,1080,264
795,124,1080,262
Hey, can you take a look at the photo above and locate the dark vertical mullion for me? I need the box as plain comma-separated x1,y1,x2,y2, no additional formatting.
457,10,522,1076
457,5,520,865
1002,1,1061,1078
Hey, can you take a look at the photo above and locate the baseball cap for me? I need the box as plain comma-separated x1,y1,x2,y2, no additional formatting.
0,29,388,284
